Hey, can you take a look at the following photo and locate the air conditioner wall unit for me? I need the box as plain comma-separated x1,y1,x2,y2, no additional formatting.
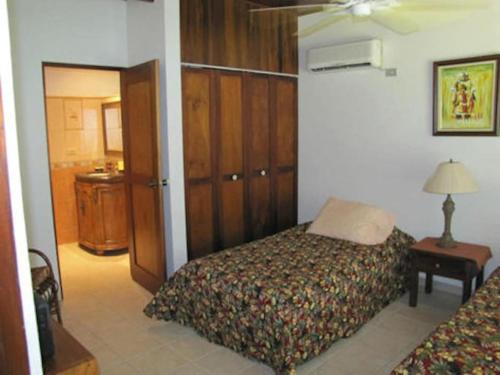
307,39,382,72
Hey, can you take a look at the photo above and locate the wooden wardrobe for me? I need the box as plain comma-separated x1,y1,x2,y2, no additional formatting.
182,67,298,260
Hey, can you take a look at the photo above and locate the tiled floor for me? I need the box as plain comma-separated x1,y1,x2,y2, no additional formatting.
59,243,460,375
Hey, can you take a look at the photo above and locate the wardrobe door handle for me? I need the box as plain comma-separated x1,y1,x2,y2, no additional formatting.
260,170,267,176
231,174,238,181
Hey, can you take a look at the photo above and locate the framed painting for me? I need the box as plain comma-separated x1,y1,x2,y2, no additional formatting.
433,55,500,136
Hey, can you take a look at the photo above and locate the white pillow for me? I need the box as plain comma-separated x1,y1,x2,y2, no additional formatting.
307,197,396,245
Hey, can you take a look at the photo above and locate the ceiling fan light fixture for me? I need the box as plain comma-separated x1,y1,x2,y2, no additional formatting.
352,3,372,16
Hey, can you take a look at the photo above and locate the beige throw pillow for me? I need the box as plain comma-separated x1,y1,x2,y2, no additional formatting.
307,197,396,245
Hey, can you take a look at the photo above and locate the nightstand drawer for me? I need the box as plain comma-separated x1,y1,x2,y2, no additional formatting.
415,253,467,279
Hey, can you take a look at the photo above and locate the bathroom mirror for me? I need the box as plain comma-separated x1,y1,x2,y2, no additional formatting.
102,101,123,156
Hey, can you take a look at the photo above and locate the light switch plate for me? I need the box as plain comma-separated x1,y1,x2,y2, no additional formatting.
385,68,398,77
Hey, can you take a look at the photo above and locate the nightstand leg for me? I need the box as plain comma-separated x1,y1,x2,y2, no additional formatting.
476,267,484,290
409,262,418,307
425,272,433,294
462,263,473,304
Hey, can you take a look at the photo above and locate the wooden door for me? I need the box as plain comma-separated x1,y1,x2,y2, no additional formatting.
0,85,30,373
244,74,274,240
182,68,218,259
216,71,246,249
271,77,298,231
121,60,166,293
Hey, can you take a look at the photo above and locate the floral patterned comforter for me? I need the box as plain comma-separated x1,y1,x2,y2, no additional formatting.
145,224,415,374
392,267,500,375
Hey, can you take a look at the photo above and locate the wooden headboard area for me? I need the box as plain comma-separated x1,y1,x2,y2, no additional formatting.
180,0,298,74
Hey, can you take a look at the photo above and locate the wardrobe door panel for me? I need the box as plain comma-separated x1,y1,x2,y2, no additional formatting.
246,75,271,171
220,180,245,248
187,184,216,259
245,74,273,240
249,176,273,239
272,77,298,232
183,69,213,180
183,68,218,259
274,78,296,168
219,73,244,175
218,72,246,249
276,170,296,232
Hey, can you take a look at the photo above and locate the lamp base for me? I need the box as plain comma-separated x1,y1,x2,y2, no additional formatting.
436,235,457,249
437,194,457,249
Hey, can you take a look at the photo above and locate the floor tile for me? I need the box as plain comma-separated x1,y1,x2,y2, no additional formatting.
58,242,458,375
99,361,140,375
194,347,255,375
127,345,189,375
240,363,275,375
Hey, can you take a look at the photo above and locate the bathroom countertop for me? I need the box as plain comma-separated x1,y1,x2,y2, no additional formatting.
75,172,125,184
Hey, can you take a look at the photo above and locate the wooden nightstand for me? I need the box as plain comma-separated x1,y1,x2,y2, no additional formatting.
409,237,492,307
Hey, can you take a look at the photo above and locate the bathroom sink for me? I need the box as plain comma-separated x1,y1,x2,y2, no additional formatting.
86,172,112,178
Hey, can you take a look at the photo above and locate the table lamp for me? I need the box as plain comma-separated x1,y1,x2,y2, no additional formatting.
423,159,479,248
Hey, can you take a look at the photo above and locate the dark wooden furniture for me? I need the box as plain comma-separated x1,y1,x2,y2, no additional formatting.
409,237,492,306
75,174,128,254
0,82,30,374
180,0,298,74
44,320,99,375
29,249,63,323
182,67,298,260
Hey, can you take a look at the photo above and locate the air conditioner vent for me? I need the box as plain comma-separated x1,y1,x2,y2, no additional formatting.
307,39,382,73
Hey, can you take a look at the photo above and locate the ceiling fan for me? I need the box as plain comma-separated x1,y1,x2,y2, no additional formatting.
250,0,489,37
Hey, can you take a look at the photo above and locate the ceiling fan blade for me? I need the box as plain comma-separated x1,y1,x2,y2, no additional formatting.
393,0,491,13
297,14,350,37
369,9,419,34
399,0,490,10
249,2,347,13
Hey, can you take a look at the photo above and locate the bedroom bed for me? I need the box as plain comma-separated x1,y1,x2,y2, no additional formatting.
145,222,415,374
392,266,500,375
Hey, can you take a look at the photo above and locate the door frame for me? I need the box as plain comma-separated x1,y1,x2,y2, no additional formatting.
0,81,31,375
41,61,129,295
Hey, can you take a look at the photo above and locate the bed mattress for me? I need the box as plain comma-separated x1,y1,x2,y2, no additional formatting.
145,224,415,374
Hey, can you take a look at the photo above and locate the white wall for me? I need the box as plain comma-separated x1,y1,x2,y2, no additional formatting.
1,0,42,372
44,67,120,97
298,5,500,278
8,0,128,281
127,0,187,276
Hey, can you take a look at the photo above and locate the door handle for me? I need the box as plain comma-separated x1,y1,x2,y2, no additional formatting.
148,179,168,188
260,170,267,176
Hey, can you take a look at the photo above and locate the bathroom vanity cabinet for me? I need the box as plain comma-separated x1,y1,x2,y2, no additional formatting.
75,173,128,254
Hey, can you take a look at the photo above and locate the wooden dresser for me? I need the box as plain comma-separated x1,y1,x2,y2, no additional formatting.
44,321,99,375
75,173,128,254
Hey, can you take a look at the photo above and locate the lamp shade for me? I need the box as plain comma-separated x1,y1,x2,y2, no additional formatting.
423,160,479,194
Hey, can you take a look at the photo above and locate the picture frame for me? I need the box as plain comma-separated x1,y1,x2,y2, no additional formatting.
433,55,500,136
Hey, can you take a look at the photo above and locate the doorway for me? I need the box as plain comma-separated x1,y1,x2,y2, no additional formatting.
42,61,167,302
